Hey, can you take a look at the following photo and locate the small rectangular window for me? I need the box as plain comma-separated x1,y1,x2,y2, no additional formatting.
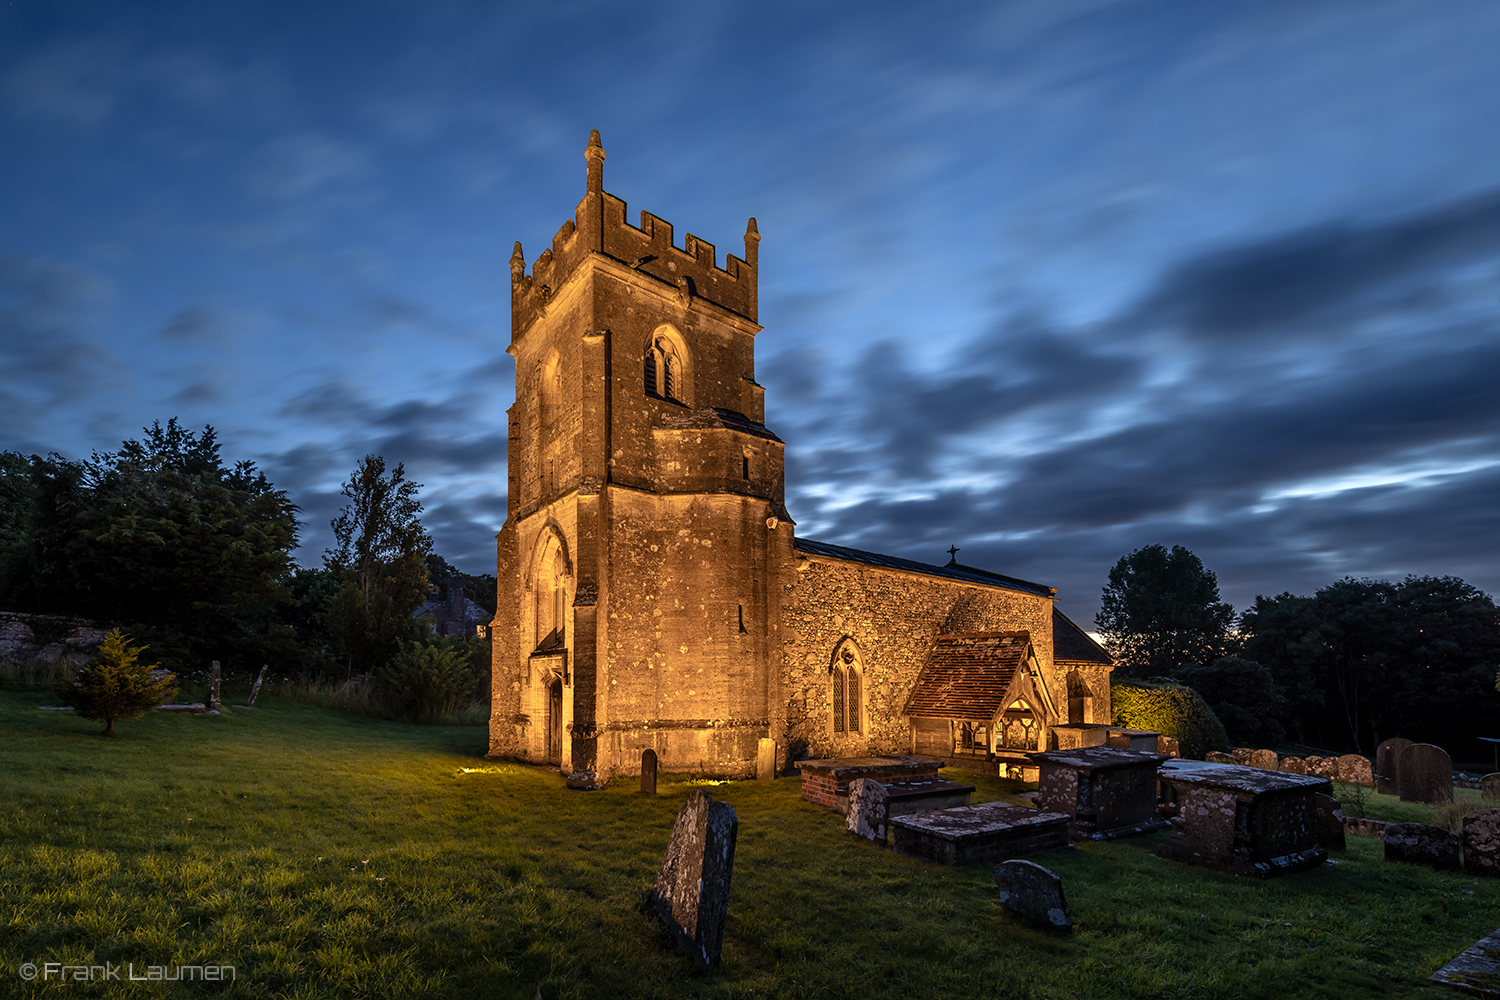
741,455,750,479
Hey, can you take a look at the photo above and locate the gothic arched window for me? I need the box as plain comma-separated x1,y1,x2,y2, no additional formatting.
535,534,568,649
830,640,864,735
644,337,682,403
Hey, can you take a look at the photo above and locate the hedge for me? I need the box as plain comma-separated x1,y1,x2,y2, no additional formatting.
1112,679,1231,760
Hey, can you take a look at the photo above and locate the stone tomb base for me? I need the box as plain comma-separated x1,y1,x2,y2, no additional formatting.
890,802,1069,865
796,756,943,812
1156,759,1329,878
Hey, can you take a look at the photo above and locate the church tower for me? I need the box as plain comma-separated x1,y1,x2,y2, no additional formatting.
490,131,792,782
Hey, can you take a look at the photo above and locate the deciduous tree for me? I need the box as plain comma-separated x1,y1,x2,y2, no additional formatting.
1095,544,1236,678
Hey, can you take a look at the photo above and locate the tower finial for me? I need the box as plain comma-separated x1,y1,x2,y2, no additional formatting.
744,217,759,268
585,129,605,193
510,241,525,280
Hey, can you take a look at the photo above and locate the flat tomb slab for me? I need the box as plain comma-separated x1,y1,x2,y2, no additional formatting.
891,802,1069,865
885,780,975,817
1430,926,1500,998
796,756,944,810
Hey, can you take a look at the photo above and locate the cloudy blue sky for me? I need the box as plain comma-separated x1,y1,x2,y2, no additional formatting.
4,0,1500,625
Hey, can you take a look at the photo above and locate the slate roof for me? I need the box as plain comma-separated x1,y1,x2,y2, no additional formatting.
902,632,1033,722
793,538,1054,598
1052,606,1113,665
656,406,784,443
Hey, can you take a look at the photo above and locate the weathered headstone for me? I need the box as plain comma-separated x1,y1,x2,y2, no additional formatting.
1463,809,1500,877
1481,773,1500,801
1313,792,1346,852
993,859,1071,930
846,778,889,844
246,664,268,707
1279,757,1308,775
1156,735,1180,758
641,749,658,795
207,661,221,712
1397,743,1454,805
1384,822,1461,869
1336,754,1374,788
1205,751,1236,765
1376,737,1414,795
1231,748,1254,765
1249,749,1279,771
756,738,777,782
1306,756,1338,779
648,789,738,966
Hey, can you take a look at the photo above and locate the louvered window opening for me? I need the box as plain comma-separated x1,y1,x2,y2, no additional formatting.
644,339,681,402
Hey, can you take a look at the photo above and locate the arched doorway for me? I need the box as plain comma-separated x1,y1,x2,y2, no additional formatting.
546,677,564,762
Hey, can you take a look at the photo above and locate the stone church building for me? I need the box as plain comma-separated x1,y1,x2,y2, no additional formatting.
488,132,1112,783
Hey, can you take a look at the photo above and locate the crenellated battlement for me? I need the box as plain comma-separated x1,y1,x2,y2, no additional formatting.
511,130,759,341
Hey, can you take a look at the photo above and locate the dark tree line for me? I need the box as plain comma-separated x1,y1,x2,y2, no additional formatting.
1097,544,1500,754
1,423,495,718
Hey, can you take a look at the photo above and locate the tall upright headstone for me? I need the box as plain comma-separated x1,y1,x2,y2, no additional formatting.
641,749,658,795
1398,743,1454,805
649,790,738,966
1376,738,1414,795
207,661,221,712
846,778,889,844
246,664,268,707
756,738,777,781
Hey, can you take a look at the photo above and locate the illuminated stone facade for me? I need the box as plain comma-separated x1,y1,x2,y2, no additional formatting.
489,133,1111,780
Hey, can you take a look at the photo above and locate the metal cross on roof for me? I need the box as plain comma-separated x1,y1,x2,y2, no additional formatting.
946,545,960,565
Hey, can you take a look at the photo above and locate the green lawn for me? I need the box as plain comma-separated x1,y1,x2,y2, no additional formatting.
2,691,1497,999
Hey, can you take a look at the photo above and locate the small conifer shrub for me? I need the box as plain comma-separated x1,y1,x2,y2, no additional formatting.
58,628,178,735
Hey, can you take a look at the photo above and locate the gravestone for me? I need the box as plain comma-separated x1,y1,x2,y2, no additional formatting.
1205,751,1236,765
1231,748,1254,765
207,661,221,712
641,749,658,795
1463,809,1500,877
1336,754,1374,788
1306,756,1338,779
1384,823,1461,869
1313,792,1346,852
1481,773,1500,800
1279,757,1308,775
245,664,268,707
993,860,1071,930
756,738,777,782
1376,738,1414,795
1156,735,1180,758
846,778,889,844
648,790,738,966
1397,743,1454,805
1249,749,1279,771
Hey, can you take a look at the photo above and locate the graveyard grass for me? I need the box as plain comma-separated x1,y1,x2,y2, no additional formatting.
3,691,1497,1000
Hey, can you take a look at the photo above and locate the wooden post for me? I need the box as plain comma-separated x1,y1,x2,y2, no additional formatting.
246,664,268,707
208,661,221,712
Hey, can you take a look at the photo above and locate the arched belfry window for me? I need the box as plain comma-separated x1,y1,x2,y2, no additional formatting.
830,639,864,735
534,533,569,650
644,336,683,403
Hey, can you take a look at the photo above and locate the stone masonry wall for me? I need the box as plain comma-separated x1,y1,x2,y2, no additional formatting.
780,552,1055,761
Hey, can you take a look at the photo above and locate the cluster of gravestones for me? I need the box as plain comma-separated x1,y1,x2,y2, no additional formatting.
1204,747,1374,786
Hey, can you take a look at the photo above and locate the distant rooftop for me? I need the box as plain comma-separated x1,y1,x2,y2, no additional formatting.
793,537,1055,598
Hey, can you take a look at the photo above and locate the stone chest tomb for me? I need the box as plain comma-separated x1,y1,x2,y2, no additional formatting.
1155,759,1329,877
890,802,1069,865
795,755,942,811
1028,745,1168,840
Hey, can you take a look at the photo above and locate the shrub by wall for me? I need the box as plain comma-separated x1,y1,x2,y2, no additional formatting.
1112,679,1230,760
